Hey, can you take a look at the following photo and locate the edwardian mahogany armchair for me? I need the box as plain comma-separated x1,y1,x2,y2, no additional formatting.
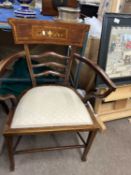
2,18,116,171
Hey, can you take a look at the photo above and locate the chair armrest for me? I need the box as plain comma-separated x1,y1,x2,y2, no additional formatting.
73,53,116,99
86,101,107,131
0,94,16,101
0,51,25,102
0,51,25,76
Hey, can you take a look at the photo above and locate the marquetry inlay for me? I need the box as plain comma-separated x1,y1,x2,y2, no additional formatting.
32,26,67,40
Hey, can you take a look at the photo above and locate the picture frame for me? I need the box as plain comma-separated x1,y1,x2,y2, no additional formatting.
96,13,131,87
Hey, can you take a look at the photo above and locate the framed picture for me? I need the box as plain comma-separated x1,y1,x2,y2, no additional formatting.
96,13,131,87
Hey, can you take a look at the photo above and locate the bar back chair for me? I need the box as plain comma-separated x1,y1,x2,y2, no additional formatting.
3,18,116,171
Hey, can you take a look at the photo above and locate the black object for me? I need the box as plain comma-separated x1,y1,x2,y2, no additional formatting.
80,3,99,17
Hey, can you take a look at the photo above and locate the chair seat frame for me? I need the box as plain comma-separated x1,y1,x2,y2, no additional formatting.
4,101,99,171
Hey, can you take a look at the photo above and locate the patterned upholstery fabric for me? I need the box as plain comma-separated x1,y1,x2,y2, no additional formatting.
11,86,93,128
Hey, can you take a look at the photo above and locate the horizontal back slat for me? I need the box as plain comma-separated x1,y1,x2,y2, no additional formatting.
31,52,69,60
32,62,66,69
34,71,65,78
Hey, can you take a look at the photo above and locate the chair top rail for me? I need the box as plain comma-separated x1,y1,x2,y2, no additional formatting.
8,18,90,47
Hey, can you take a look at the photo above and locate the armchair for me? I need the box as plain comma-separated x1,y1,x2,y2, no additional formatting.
2,18,116,171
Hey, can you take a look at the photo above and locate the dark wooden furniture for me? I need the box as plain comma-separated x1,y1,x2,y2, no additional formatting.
41,0,78,16
2,18,116,171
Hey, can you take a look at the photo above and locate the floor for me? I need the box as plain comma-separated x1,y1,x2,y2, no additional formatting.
0,107,131,175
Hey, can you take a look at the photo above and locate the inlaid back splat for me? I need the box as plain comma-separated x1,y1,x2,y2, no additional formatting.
9,18,90,87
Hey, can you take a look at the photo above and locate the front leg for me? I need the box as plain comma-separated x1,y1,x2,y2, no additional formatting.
0,136,4,154
4,136,15,171
82,130,97,161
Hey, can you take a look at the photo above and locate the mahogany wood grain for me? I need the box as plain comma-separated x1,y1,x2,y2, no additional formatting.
32,62,66,69
41,0,78,16
9,19,89,46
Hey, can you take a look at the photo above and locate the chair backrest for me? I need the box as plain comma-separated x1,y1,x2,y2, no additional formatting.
9,18,89,87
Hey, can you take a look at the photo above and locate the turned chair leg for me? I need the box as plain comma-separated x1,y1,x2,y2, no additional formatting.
81,130,97,161
4,136,15,171
0,136,4,155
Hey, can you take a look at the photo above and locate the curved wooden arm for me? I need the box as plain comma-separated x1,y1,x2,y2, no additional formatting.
0,51,25,76
73,53,116,98
0,51,25,103
0,94,16,101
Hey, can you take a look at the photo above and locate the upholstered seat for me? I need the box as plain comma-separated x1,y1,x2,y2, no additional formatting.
11,86,93,129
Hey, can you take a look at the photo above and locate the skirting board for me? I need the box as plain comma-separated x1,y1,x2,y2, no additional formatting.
99,109,131,122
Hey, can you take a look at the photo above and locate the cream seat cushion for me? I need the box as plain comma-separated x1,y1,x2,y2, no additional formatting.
11,86,93,129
